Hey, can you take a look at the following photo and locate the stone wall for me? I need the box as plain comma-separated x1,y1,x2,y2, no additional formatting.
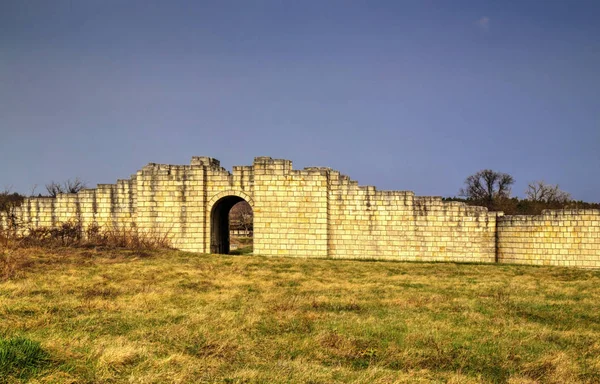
327,171,497,262
253,158,329,258
498,210,600,268
1,156,598,268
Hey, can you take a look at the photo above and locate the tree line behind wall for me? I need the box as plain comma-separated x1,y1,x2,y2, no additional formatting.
0,179,88,221
2,172,599,222
446,170,600,215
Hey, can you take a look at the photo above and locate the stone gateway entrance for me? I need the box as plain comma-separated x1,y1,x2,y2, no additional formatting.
1,156,599,268
209,195,250,254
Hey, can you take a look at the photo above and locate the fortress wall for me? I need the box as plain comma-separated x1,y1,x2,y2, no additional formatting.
203,159,252,252
0,181,139,238
178,164,207,253
204,160,243,201
1,156,598,269
7,197,55,233
205,163,234,196
78,189,98,230
115,179,136,227
253,158,328,258
176,156,225,252
31,198,55,228
0,157,250,252
232,165,254,193
11,199,30,231
327,174,496,262
34,178,138,236
54,193,79,224
412,198,497,263
135,163,199,250
2,193,74,234
327,171,416,260
94,184,118,228
498,210,600,268
131,157,252,253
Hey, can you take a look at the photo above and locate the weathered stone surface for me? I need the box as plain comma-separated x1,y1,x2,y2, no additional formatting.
1,156,598,268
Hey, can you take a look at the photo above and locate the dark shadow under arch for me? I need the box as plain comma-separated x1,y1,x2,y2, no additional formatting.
210,195,250,254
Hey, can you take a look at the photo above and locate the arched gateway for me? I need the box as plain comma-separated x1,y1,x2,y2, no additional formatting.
207,191,254,254
3,156,599,268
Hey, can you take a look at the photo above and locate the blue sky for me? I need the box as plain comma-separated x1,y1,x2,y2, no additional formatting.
1,1,599,201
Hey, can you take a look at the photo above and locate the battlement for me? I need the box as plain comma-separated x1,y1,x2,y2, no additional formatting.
191,156,221,167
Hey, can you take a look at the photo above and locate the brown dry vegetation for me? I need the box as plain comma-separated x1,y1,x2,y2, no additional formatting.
1,246,600,383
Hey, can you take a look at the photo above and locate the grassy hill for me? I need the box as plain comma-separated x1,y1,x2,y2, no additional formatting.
1,247,600,383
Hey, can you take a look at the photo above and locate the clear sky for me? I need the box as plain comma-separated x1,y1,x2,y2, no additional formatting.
1,1,599,201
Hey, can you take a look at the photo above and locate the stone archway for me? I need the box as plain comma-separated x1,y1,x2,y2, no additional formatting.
207,191,254,254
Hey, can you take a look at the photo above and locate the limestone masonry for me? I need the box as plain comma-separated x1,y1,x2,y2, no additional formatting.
1,157,599,268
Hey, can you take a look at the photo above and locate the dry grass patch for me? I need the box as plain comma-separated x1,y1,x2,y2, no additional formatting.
1,249,600,382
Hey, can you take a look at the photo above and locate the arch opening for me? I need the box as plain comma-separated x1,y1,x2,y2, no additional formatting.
210,196,253,254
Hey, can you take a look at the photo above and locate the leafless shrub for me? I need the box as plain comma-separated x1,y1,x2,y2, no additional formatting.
525,181,571,203
45,178,87,197
4,220,171,251
97,225,172,249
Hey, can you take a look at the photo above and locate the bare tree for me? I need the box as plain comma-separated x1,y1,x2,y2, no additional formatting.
64,177,86,193
525,181,571,203
0,187,22,211
29,184,39,197
45,178,87,197
45,181,63,198
0,187,24,229
459,169,514,202
229,201,253,233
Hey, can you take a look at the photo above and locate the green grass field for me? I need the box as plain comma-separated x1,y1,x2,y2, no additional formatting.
1,247,599,383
